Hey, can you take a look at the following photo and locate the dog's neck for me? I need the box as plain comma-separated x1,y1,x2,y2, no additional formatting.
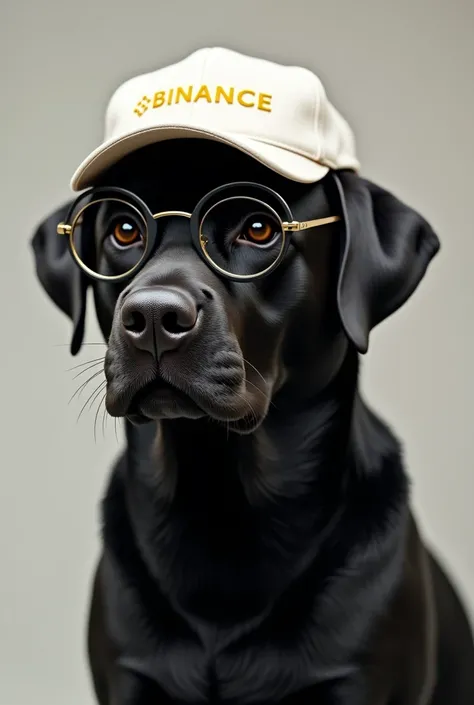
115,348,388,625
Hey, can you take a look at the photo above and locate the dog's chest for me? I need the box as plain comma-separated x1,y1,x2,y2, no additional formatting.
102,418,407,704
104,556,363,705
102,513,385,705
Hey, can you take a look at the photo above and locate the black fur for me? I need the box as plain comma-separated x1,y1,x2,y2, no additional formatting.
31,140,474,704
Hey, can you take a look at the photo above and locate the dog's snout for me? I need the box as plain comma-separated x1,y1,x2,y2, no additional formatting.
121,287,199,357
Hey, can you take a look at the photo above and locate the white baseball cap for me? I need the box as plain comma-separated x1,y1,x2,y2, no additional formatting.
71,47,360,191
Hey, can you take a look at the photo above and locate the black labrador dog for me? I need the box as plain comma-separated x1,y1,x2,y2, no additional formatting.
32,139,474,705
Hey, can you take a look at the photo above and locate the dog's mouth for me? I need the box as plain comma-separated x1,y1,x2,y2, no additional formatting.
126,377,205,425
106,367,270,433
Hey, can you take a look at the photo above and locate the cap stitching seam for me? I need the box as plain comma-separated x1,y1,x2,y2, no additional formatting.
192,49,211,122
312,73,322,160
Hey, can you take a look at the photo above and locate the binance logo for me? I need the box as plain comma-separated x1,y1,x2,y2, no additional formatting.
133,95,152,117
133,85,273,117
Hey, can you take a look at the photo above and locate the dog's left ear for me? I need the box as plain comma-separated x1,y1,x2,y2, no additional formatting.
333,170,440,353
31,202,91,356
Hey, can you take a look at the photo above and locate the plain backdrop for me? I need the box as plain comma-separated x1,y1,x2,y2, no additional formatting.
2,1,473,704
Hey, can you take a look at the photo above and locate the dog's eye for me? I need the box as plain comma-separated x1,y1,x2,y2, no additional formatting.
110,219,143,248
240,214,279,246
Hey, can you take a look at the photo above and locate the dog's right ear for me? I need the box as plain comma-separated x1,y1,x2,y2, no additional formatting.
31,201,89,356
333,171,440,354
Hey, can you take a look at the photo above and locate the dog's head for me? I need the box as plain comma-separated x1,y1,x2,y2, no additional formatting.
32,140,439,432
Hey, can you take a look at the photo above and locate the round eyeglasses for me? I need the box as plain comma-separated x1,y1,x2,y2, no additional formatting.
57,182,341,282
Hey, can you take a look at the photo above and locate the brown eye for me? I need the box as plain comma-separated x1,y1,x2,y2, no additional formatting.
111,220,142,247
243,216,279,245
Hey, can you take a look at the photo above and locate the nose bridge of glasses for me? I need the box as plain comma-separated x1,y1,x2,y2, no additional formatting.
152,210,192,221
150,210,194,253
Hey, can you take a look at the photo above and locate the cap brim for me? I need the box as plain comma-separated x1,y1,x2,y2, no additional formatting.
70,124,329,191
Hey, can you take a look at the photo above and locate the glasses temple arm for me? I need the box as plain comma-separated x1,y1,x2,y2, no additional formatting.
282,215,340,232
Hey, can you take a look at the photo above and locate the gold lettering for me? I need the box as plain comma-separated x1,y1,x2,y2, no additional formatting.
135,87,272,114
193,85,212,103
215,86,235,105
153,91,165,108
237,90,255,108
258,93,272,112
175,86,193,104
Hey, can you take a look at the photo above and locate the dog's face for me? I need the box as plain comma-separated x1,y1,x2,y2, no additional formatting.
91,141,345,432
32,139,440,431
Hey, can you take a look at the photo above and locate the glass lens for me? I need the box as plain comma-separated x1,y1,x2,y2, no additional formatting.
70,196,149,279
199,197,285,278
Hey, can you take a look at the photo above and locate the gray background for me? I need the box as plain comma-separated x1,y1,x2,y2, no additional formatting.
2,1,473,703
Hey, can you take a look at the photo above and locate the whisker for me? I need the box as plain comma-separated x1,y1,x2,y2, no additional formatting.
67,356,105,372
242,358,267,386
114,417,119,443
102,400,108,439
77,380,107,422
93,392,107,443
69,369,104,405
245,378,267,397
72,360,104,380
245,378,276,409
234,389,259,426
89,381,107,411
54,342,107,348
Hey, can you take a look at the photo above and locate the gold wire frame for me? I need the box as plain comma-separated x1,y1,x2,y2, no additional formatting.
283,215,341,231
152,210,192,220
67,198,149,282
57,196,341,282
198,196,287,281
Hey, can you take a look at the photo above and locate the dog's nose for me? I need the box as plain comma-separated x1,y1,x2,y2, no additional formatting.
121,287,199,357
